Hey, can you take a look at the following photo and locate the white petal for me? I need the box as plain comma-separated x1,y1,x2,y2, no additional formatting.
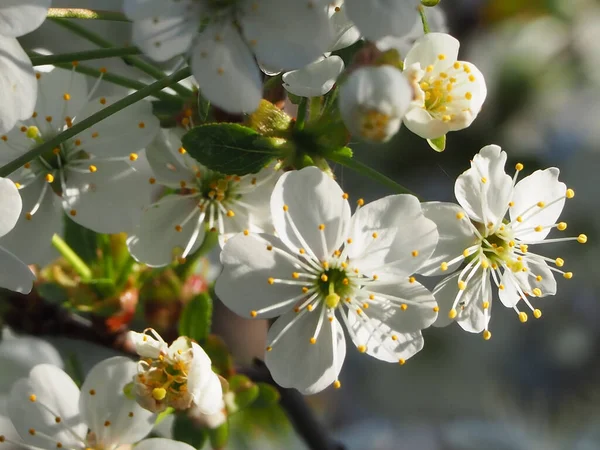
8,364,87,449
497,270,520,308
0,0,51,37
0,415,22,450
216,233,304,319
72,97,159,157
345,0,419,41
404,32,460,69
499,257,556,306
63,160,153,234
0,247,34,294
329,5,361,52
127,195,205,267
417,202,479,276
0,36,36,134
282,56,344,98
0,177,22,237
190,24,262,114
145,129,198,188
348,194,438,278
0,179,63,266
265,309,346,395
80,357,155,447
190,369,222,416
455,145,513,226
270,167,350,260
129,1,202,62
511,168,566,241
240,0,332,70
346,309,424,363
128,331,168,359
135,437,197,450
403,107,452,140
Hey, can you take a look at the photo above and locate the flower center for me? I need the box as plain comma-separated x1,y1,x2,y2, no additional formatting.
316,267,354,309
359,109,391,142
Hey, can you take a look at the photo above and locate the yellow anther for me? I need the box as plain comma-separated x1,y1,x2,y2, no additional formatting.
481,260,489,269
88,165,97,173
91,132,99,138
250,310,257,318
409,276,415,283
342,278,349,285
174,225,182,232
534,225,543,232
482,301,490,309
309,337,317,344
333,380,341,389
302,287,309,293
453,62,460,69
577,234,587,244
149,177,156,184
138,122,145,129
372,232,378,238
357,198,364,206
456,212,464,220
483,330,492,340
45,116,52,122
292,272,300,279
89,389,96,395
566,188,575,198
432,306,440,313
563,272,573,279
342,193,349,199
532,288,542,297
357,345,367,353
520,244,528,253
268,277,275,285
469,74,476,82
438,53,446,60
462,249,470,257
557,222,567,231
152,388,167,401
440,262,449,271
439,72,448,79
266,245,273,251
70,209,77,216
516,216,523,223
372,274,378,280
398,359,406,365
499,284,505,290
518,312,528,323
283,204,289,212
458,280,466,290
129,153,138,161
536,275,543,282
243,229,249,236
555,258,564,267
346,238,352,244
480,177,487,184
465,92,473,100
63,93,71,101
29,394,36,402
426,65,434,73
362,303,369,309
448,309,457,319
266,346,273,352
307,304,314,312
509,201,515,207
299,248,306,254
411,250,419,257
442,114,451,122
537,201,545,208
226,210,235,217
318,224,325,230
400,304,408,311
178,146,186,154
320,274,328,282
45,173,54,183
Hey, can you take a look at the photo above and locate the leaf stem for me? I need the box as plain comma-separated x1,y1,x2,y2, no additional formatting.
295,97,308,131
52,234,93,281
327,152,418,197
418,5,431,34
47,8,130,21
0,67,191,178
30,47,141,66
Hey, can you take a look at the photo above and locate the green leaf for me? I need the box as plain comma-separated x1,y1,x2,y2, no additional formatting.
208,421,229,450
427,135,446,152
228,375,259,410
203,334,234,378
64,216,98,265
286,92,302,105
179,292,213,343
173,414,208,449
36,283,69,304
182,123,281,175
198,95,210,123
252,383,281,408
64,353,84,387
152,98,184,128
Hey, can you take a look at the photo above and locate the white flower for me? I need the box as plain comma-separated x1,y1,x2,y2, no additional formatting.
125,0,332,114
216,167,439,394
0,0,50,133
129,329,223,415
0,68,159,265
1,356,196,450
339,65,412,142
127,128,281,267
0,177,34,293
328,1,361,52
345,0,420,42
418,145,585,338
282,56,345,98
402,32,487,140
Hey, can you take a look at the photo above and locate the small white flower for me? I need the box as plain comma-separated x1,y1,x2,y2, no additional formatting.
0,177,34,293
216,167,439,394
402,32,487,140
339,65,412,142
282,56,345,98
345,0,420,42
0,68,159,265
2,356,194,450
0,0,50,133
129,329,223,415
418,145,585,338
125,0,332,113
328,1,361,52
127,128,281,267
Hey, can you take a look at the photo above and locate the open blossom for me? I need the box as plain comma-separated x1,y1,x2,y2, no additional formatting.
402,32,487,141
339,65,412,142
124,0,332,113
129,329,223,415
0,0,50,133
0,178,34,293
417,145,586,338
127,128,281,267
216,167,439,394
1,356,196,450
0,68,158,265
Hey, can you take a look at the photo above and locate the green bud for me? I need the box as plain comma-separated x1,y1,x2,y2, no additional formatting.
421,0,440,6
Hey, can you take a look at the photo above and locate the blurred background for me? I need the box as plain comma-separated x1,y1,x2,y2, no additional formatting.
12,0,600,448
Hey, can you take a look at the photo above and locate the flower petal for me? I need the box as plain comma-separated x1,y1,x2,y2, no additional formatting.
145,129,198,188
345,0,419,41
128,330,168,359
329,5,361,52
455,145,513,227
402,107,450,140
511,168,566,241
270,167,350,261
0,36,36,134
0,177,22,237
0,247,34,294
404,32,460,70
80,357,155,447
189,368,222,416
265,309,346,395
0,415,22,450
190,24,262,114
0,0,51,37
8,364,87,449
135,438,197,450
216,232,305,319
417,202,479,276
282,56,344,98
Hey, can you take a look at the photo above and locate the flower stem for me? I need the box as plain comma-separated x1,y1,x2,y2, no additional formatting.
327,152,418,197
47,8,130,21
418,5,431,34
52,234,93,281
296,98,308,130
50,18,193,98
29,47,141,66
0,67,191,177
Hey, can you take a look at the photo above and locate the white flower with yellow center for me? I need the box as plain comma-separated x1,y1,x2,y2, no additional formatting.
417,145,586,338
402,32,487,141
127,128,281,267
216,167,440,394
0,0,50,133
1,356,197,450
125,0,332,113
129,329,223,415
339,65,412,143
0,68,159,265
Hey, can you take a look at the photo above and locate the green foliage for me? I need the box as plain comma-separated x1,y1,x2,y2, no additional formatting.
252,383,281,408
203,334,235,378
36,282,69,303
198,95,210,123
182,123,282,175
208,421,229,450
427,135,446,152
245,100,292,136
64,216,98,265
173,414,208,449
179,292,213,343
228,375,260,409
